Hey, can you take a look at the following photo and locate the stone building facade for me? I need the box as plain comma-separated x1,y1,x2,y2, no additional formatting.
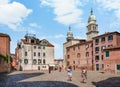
0,33,11,72
16,34,54,71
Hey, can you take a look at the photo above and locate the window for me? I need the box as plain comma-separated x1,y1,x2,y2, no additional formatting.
25,51,27,56
31,39,34,43
101,55,104,60
38,59,41,64
101,37,105,42
77,53,80,58
117,64,120,70
95,55,99,61
38,46,41,49
95,47,99,51
106,51,109,57
67,61,70,66
101,46,106,51
86,52,89,57
95,39,99,44
38,52,40,57
67,55,70,59
33,59,37,64
43,46,45,49
43,52,45,57
73,61,75,64
24,59,28,64
43,59,46,64
34,52,36,56
108,35,113,40
34,46,36,49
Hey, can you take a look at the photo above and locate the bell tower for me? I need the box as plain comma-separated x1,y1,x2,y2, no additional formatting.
86,9,99,40
66,26,74,42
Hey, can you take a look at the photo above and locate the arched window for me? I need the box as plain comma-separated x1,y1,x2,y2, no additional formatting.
24,59,28,64
33,59,37,64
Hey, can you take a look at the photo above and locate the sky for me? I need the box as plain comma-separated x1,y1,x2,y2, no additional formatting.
0,0,120,59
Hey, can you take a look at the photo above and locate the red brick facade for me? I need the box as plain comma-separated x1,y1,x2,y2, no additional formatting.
66,40,93,70
104,46,120,74
0,33,11,72
66,32,120,74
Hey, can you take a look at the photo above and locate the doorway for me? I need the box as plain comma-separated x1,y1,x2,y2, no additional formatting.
96,64,99,71
38,66,40,70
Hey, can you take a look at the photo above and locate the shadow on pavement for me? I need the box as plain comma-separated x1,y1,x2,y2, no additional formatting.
0,72,79,87
0,72,45,87
92,77,120,87
11,81,79,87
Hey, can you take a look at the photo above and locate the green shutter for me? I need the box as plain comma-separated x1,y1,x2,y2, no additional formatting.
106,51,109,57
117,64,120,70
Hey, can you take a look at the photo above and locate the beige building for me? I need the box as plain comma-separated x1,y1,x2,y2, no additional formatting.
63,26,85,69
0,33,11,72
16,34,54,71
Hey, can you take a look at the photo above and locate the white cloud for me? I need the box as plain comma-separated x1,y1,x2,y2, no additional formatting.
96,0,120,19
0,1,32,30
54,34,65,39
0,0,9,5
96,0,120,31
40,34,65,40
40,0,83,25
29,23,42,29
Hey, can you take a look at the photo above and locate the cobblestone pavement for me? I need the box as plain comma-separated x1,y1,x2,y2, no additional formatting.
0,70,120,87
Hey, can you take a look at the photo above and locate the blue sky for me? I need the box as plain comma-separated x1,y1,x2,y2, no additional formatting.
0,0,120,59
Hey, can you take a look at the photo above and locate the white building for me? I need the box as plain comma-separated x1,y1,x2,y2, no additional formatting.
16,34,54,71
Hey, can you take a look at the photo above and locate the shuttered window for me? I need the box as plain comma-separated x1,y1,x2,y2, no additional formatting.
106,51,109,57
117,64,120,70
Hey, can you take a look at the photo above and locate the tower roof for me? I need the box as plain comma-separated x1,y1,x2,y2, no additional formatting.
88,9,96,23
66,26,74,41
67,26,73,35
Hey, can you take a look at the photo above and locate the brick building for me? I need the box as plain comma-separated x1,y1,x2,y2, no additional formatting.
64,9,120,74
0,33,11,72
104,46,120,74
93,32,120,71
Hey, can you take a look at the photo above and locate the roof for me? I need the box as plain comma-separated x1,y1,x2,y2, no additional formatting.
0,33,11,41
21,39,54,47
63,39,86,45
104,46,120,51
93,31,120,39
67,40,92,48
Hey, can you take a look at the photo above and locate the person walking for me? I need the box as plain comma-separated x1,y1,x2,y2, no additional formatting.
67,66,72,81
81,67,87,83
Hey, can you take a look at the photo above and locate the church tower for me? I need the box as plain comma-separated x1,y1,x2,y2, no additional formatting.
66,26,74,42
86,9,99,40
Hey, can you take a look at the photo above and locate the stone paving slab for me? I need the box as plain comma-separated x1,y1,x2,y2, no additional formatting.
0,70,120,87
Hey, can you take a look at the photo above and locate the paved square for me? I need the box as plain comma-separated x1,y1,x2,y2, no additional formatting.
0,70,120,87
